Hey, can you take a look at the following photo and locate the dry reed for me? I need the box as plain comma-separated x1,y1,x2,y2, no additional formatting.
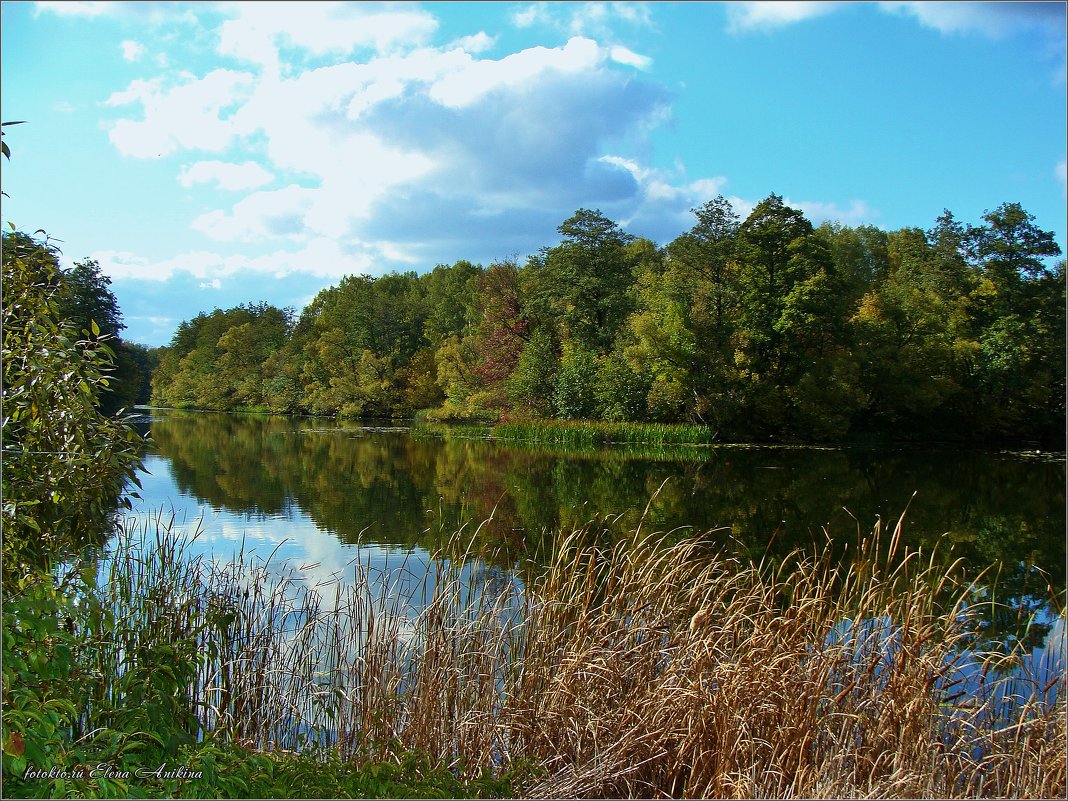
101,510,1066,799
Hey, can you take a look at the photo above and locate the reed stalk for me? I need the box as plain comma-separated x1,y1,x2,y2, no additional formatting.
92,512,1065,799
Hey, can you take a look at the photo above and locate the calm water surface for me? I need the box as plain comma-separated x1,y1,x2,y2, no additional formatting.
128,410,1061,554
123,410,1064,641
114,409,1065,733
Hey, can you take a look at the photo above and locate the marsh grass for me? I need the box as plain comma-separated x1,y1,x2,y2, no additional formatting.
89,511,1065,799
493,420,716,448
412,421,712,464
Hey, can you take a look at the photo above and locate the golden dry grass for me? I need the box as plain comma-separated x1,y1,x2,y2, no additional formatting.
109,513,1066,799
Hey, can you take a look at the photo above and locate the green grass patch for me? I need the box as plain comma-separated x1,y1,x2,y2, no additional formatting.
492,419,716,448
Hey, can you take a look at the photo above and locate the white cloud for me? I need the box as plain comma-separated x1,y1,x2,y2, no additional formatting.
429,37,603,108
609,46,652,70
191,184,315,242
103,7,672,276
90,249,158,280
597,155,730,235
178,160,275,191
599,155,649,180
105,69,256,157
878,1,1065,38
512,3,547,29
199,278,222,289
35,1,112,17
93,238,384,282
128,314,174,327
785,197,879,226
512,2,653,37
1057,160,1067,198
36,1,198,25
449,32,496,54
727,2,838,33
52,100,75,113
596,157,879,238
727,1,1066,39
121,39,145,62
217,2,438,71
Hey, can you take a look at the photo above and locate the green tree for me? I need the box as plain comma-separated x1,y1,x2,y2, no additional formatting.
57,257,124,339
523,209,636,351
151,304,290,411
972,202,1062,287
623,270,696,422
667,195,740,335
734,194,814,367
851,232,961,432
960,204,1064,439
593,352,648,422
433,334,481,418
420,260,482,347
553,343,598,419
661,198,745,427
507,329,558,418
1,232,142,583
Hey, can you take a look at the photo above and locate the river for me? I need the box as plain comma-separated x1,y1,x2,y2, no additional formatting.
122,409,1064,647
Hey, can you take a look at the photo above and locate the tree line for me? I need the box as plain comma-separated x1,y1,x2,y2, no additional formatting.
149,195,1064,443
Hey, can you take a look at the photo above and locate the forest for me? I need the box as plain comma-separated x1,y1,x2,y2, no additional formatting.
142,194,1064,444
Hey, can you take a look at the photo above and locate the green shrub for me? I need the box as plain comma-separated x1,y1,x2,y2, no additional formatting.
1,232,143,584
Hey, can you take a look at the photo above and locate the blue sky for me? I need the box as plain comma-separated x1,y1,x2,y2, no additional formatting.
2,1,1065,347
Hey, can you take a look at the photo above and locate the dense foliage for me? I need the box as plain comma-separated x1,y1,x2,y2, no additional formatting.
151,197,1064,444
0,232,144,583
2,228,145,790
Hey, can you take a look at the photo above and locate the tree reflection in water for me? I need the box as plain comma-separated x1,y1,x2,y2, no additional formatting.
131,409,1064,651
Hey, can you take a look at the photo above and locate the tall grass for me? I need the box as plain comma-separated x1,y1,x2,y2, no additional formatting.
89,512,1064,799
412,419,713,463
493,420,716,448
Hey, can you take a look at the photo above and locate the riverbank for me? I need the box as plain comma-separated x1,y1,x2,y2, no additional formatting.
144,404,1065,452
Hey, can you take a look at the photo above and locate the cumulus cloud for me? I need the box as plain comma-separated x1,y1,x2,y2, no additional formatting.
99,5,883,286
512,2,653,37
609,45,652,69
449,32,496,54
104,22,676,266
93,237,386,282
428,37,603,108
878,1,1065,38
511,4,543,29
726,2,838,33
217,2,438,71
105,69,256,157
190,185,315,242
121,39,145,62
178,160,275,191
